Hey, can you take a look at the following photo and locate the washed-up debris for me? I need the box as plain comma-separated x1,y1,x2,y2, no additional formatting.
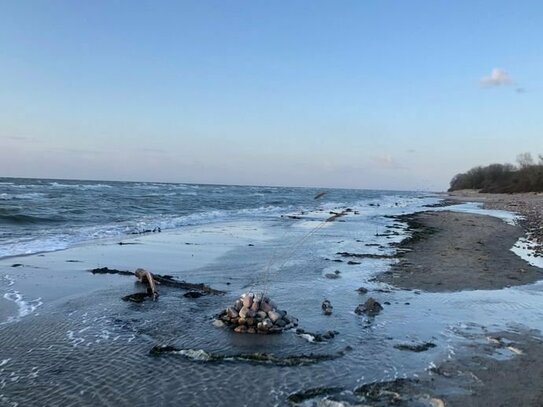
149,345,349,366
325,270,341,279
321,299,333,315
394,342,436,352
296,328,338,343
354,297,383,316
486,336,524,354
326,210,348,222
90,267,225,301
354,378,415,404
122,292,150,303
287,387,343,404
129,226,161,235
336,252,396,259
507,346,523,355
135,268,159,300
90,267,134,276
216,292,298,334
183,291,204,298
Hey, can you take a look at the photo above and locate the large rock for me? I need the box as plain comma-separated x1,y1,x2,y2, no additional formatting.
355,297,383,316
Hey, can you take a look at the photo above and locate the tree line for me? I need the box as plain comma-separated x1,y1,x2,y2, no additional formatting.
449,153,543,193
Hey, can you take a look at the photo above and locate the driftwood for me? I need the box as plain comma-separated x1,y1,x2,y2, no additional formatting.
89,267,225,301
135,268,159,300
326,210,348,222
151,274,224,295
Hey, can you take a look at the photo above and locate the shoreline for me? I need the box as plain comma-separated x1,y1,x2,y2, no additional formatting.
373,193,543,406
448,190,543,258
377,210,542,292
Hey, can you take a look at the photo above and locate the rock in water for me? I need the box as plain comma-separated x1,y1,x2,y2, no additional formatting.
216,291,297,334
355,297,383,316
321,299,333,315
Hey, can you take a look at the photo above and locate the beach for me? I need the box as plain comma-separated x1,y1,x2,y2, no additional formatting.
1,182,543,406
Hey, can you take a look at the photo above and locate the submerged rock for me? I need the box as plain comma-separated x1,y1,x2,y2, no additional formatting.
356,287,368,294
354,297,383,316
296,328,338,343
394,342,436,352
183,291,204,298
321,299,333,315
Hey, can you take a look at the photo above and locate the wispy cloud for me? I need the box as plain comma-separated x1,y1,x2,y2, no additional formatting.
480,68,512,87
371,154,406,170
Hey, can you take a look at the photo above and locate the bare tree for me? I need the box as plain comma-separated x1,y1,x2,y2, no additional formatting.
517,152,534,168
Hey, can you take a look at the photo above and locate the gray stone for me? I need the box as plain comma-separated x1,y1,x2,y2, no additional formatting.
212,319,225,328
275,319,286,327
268,310,282,323
256,311,267,320
260,301,273,313
226,307,238,318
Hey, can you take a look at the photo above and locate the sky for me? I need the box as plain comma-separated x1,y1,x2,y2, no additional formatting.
1,1,542,191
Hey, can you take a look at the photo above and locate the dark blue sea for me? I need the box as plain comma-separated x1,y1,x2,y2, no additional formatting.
0,177,423,258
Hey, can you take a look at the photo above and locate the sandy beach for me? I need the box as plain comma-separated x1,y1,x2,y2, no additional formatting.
378,210,542,291
370,192,543,406
1,191,543,406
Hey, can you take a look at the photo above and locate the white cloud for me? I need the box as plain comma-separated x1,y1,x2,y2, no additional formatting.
371,154,406,170
481,68,512,86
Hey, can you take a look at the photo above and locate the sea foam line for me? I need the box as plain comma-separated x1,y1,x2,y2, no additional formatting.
1,290,42,325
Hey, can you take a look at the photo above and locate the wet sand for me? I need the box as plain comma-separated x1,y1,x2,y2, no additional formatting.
375,198,543,407
448,190,543,258
378,210,542,291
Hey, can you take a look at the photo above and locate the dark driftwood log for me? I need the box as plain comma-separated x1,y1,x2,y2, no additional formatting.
89,267,225,296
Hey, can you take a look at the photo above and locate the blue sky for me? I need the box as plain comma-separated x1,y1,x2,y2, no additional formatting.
1,1,542,190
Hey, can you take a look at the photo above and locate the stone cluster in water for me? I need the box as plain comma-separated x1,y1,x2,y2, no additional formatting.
217,292,298,334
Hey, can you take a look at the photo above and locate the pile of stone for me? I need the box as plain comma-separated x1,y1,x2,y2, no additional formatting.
217,292,298,334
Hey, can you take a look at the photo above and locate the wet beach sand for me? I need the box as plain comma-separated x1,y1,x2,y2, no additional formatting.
373,193,543,407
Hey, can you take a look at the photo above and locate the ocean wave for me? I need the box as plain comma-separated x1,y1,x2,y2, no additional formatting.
0,204,292,258
49,182,113,189
0,213,64,225
0,192,47,200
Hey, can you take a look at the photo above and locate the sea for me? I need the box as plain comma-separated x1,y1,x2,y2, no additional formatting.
0,177,427,259
1,177,543,406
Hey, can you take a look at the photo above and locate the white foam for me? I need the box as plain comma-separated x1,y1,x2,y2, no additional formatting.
1,290,42,325
512,237,543,268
